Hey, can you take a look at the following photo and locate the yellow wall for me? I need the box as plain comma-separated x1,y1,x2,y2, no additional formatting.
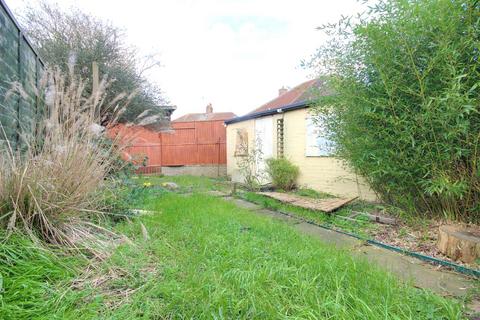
226,108,377,201
226,119,255,183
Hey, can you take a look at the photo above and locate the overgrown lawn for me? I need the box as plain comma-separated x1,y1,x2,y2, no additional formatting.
0,193,464,319
109,194,462,319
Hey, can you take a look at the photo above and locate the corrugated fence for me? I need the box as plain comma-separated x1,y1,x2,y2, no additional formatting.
0,0,44,150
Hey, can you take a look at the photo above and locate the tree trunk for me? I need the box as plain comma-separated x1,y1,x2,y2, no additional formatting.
437,225,480,263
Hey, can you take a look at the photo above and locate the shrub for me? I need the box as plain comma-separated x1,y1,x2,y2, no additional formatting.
266,158,299,191
310,0,480,222
0,67,129,246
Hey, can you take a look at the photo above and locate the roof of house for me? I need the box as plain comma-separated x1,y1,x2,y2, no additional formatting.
225,78,330,125
173,112,236,122
225,100,310,125
248,79,329,115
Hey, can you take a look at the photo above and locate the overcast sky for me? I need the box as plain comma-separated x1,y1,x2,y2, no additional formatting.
6,0,365,118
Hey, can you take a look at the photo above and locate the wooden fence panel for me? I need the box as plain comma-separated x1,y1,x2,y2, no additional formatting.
124,145,162,166
18,42,38,144
109,119,228,173
197,143,221,164
0,0,43,151
161,144,198,165
161,127,195,145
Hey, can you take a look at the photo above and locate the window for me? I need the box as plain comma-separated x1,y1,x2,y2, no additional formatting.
234,128,248,156
305,115,333,156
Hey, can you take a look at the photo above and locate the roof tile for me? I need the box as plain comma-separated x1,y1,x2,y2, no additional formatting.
248,79,329,114
173,112,236,122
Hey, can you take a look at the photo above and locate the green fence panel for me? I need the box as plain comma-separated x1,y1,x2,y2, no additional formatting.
0,0,44,151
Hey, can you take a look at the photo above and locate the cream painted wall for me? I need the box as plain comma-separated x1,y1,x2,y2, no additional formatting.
226,119,255,183
282,108,376,201
226,108,377,201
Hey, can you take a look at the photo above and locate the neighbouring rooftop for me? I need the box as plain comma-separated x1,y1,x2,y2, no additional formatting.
174,103,236,122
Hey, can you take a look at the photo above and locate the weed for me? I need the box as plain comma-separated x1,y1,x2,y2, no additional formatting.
294,187,332,199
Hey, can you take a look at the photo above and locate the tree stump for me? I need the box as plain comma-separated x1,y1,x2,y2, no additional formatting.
437,225,480,263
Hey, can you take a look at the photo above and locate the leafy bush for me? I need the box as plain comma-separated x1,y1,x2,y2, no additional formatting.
266,158,299,191
0,67,128,246
311,0,480,222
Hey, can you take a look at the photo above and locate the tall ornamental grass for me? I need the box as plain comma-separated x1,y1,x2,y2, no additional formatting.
0,67,131,246
311,0,480,222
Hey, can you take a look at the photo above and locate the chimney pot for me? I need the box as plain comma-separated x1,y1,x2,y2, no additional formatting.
278,87,288,96
206,103,213,114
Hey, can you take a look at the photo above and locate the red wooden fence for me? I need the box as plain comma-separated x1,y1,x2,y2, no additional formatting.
109,120,227,173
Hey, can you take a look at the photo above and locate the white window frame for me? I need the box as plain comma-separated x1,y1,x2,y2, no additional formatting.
305,115,333,157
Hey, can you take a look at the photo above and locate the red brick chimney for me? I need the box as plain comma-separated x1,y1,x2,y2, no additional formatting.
206,103,213,114
278,86,288,96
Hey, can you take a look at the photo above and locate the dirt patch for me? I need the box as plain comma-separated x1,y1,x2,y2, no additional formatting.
369,221,479,269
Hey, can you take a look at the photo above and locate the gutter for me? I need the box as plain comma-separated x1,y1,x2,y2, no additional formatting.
224,100,312,125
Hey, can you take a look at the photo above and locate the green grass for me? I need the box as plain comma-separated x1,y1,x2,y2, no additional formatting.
0,233,98,319
293,188,333,199
0,194,464,319
107,194,462,319
134,174,232,193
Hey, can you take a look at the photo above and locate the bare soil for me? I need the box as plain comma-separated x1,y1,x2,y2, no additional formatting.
369,220,480,269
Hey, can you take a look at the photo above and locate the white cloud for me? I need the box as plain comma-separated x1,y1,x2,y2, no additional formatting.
6,0,365,118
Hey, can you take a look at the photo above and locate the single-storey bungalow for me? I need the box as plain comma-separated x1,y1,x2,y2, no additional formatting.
225,79,376,201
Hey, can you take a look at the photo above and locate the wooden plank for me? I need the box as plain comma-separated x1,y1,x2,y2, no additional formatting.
258,192,357,213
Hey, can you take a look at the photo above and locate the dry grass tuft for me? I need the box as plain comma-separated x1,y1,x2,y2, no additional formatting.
0,67,131,247
72,255,158,310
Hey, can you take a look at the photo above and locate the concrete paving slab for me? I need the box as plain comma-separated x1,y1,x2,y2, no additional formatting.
206,190,230,197
255,209,299,224
355,245,475,297
231,199,262,210
295,222,361,249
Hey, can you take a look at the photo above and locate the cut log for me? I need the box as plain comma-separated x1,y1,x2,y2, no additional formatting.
437,225,480,263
